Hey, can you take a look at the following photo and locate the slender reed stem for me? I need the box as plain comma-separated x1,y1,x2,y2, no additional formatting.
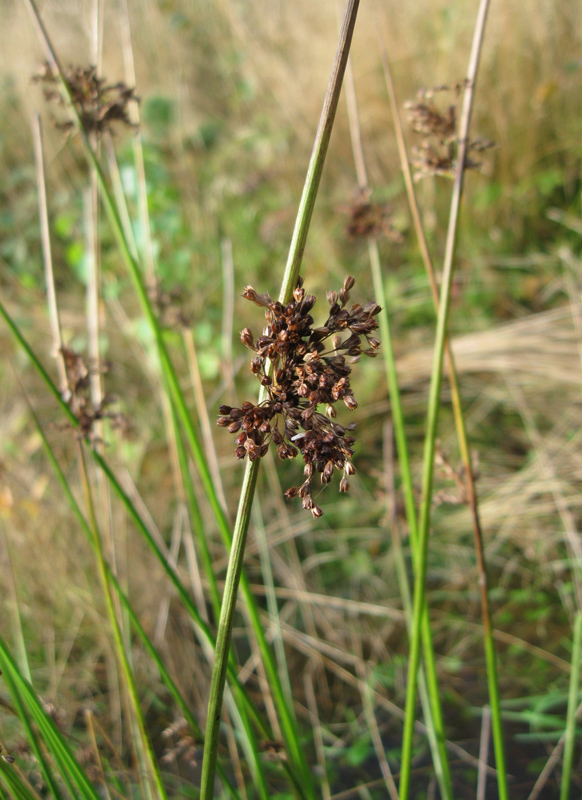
32,114,67,394
560,611,582,800
377,23,508,799
342,47,452,796
200,2,361,796
76,442,167,800
398,2,500,798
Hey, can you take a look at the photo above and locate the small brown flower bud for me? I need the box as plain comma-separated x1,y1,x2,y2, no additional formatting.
311,504,324,518
327,290,338,306
240,328,255,348
364,301,382,316
228,420,242,433
344,275,355,291
217,416,230,427
339,477,350,493
343,395,357,410
302,294,316,312
293,285,305,302
218,405,233,414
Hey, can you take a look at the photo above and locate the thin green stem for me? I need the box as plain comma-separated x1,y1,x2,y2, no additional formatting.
560,611,582,800
343,44,452,794
76,443,168,800
200,2,361,796
398,2,497,798
369,246,452,799
377,21,507,799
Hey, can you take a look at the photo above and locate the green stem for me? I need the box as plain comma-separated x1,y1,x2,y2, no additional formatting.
200,2,361,796
398,2,497,798
369,246,452,799
76,444,168,800
379,24,507,799
560,611,582,800
343,43,452,794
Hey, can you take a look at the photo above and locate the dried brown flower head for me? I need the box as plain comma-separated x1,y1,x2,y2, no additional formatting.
405,83,495,180
433,440,479,507
58,346,127,442
218,276,381,517
33,63,137,138
161,719,200,768
342,188,403,243
147,278,191,330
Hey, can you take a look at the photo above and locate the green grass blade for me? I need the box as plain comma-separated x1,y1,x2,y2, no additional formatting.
343,46,453,793
0,664,66,800
0,763,41,800
560,611,582,800
2,299,270,744
369,244,453,799
0,637,102,800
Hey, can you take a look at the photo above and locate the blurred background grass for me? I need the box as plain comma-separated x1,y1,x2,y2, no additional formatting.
0,0,581,796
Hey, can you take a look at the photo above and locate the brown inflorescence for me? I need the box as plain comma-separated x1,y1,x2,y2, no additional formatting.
343,188,403,243
405,83,495,179
33,62,137,138
218,276,381,517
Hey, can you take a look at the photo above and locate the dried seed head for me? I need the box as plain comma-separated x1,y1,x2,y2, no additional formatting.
218,276,379,515
34,62,137,138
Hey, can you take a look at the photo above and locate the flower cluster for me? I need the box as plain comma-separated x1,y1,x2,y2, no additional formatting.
33,63,137,138
59,346,126,442
405,83,494,179
218,277,381,517
343,188,402,243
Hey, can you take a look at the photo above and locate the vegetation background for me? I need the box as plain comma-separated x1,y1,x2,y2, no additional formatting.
0,0,580,797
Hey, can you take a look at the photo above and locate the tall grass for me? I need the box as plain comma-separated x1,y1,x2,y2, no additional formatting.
0,0,580,798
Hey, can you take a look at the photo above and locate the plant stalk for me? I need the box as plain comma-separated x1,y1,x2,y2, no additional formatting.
199,2,361,796
397,2,501,798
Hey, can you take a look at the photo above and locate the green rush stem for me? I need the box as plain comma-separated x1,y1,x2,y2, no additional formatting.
346,40,453,800
369,245,453,800
25,1,302,789
76,442,168,800
343,44,452,794
200,2,361,797
378,20,507,799
560,611,582,800
397,2,502,799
